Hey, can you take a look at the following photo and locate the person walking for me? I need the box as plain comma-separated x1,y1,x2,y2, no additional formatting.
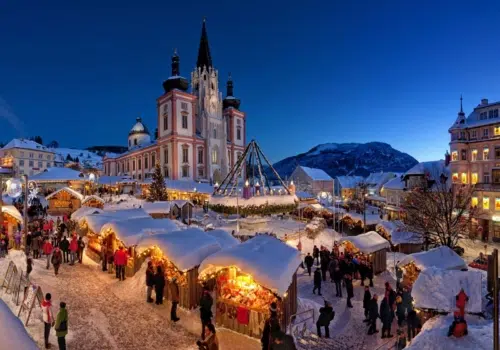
146,261,154,303
304,253,314,276
333,265,343,298
69,235,78,266
26,257,33,280
114,246,128,281
42,293,54,349
101,245,108,272
312,245,320,266
367,294,379,335
196,323,219,350
380,295,393,339
42,238,53,270
345,274,354,308
312,268,322,296
51,247,63,276
54,302,68,350
77,236,85,263
169,277,180,322
328,258,337,282
366,262,374,287
32,235,41,259
407,310,422,341
261,303,280,350
316,300,334,338
395,263,403,290
59,236,69,263
199,286,213,339
154,265,165,305
26,231,32,254
363,286,372,322
320,251,329,282
269,330,296,350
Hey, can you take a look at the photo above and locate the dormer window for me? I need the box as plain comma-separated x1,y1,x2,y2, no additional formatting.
134,139,138,146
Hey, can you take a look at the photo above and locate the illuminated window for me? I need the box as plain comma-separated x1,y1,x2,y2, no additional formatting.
451,151,458,161
471,197,478,208
452,173,459,182
484,148,490,160
495,126,500,136
496,198,500,211
471,173,478,184
211,148,218,164
461,173,467,184
483,197,490,210
471,149,478,161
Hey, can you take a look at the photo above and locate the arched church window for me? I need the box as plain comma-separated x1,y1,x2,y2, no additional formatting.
203,74,206,81
212,147,218,164
211,83,214,90
213,128,217,139
134,139,138,146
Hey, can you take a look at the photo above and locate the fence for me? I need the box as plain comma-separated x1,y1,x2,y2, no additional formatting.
288,308,315,335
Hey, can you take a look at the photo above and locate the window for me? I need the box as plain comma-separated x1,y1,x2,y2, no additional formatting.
38,154,42,159
495,126,500,136
164,148,169,164
496,198,500,211
212,148,218,164
181,102,188,110
132,160,135,171
198,148,203,164
496,147,500,160
203,74,206,81
451,151,458,161
145,157,148,169
237,127,241,141
47,162,51,168
38,161,42,168
213,128,217,139
460,131,466,140
19,160,24,166
480,112,488,120
471,172,478,184
472,149,478,161
20,151,24,157
471,130,477,139
164,167,169,178
47,155,51,160
490,110,495,119
471,197,478,208
138,159,141,170
198,167,204,177
461,173,467,184
134,139,138,146
163,104,168,116
182,148,189,163
29,153,33,158
19,170,24,175
484,172,491,184
483,197,490,210
237,152,242,161
29,160,33,167
138,174,142,180
495,109,499,118
182,115,188,129
163,115,168,130
484,128,489,138
182,165,189,178
461,149,467,161
484,148,490,160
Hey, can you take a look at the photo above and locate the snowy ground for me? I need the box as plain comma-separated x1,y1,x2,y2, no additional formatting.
460,237,500,269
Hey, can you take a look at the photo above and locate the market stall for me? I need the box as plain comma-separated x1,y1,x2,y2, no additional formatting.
136,228,221,309
340,231,390,274
198,235,301,338
375,220,404,241
81,195,105,209
391,230,423,254
1,205,22,237
70,206,104,223
170,200,194,222
142,201,172,219
46,187,83,215
396,246,467,287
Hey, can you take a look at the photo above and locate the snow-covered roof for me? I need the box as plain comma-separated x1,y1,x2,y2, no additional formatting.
205,229,240,249
391,231,424,245
2,205,22,222
100,217,179,246
412,267,483,313
1,138,51,153
342,212,381,226
71,206,104,221
137,229,222,271
0,299,39,350
142,201,172,214
98,176,135,185
102,208,150,219
82,195,105,205
170,199,194,208
46,187,84,201
209,194,297,208
199,235,301,296
295,191,315,200
404,160,450,183
165,180,213,194
336,176,364,189
382,176,405,190
376,220,404,234
129,117,150,136
81,208,150,233
340,231,390,254
365,172,395,192
397,245,467,271
298,166,333,181
30,167,85,182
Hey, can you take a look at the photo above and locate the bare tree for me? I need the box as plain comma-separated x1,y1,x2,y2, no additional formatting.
402,169,479,250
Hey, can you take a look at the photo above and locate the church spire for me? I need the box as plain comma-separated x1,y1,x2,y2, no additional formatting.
172,48,180,76
196,18,213,69
223,73,241,110
226,72,234,97
162,49,188,93
458,94,465,116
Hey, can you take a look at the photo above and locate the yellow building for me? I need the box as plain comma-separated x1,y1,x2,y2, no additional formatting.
0,139,56,177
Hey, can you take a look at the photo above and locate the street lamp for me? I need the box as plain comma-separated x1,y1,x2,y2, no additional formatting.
22,175,28,252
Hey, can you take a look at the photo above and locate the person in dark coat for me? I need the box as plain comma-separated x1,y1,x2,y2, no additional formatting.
328,258,337,282
395,264,403,290
385,282,397,320
363,286,372,322
316,301,334,338
101,245,108,272
367,294,379,335
145,261,154,303
312,268,322,296
402,286,413,314
407,310,422,341
320,252,329,282
170,278,180,322
395,295,405,327
261,303,280,350
345,274,354,308
304,253,314,276
199,286,213,339
366,263,374,287
59,236,69,263
51,247,63,275
270,330,297,350
333,266,343,297
312,245,320,266
380,296,394,339
77,237,85,263
395,329,407,350
154,265,166,305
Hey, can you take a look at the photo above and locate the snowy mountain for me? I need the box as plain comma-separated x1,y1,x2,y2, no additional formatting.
272,142,418,178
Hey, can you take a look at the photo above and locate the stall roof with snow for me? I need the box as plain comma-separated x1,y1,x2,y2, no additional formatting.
376,220,403,234
342,212,381,226
137,228,221,271
297,166,333,181
295,191,315,200
98,176,135,185
100,217,179,246
1,205,22,222
199,235,302,296
397,245,467,271
0,299,39,350
340,231,391,254
391,230,424,245
82,195,105,205
205,229,240,249
46,187,84,201
82,208,150,234
30,167,85,182
412,267,483,313
210,194,297,208
71,206,104,221
142,201,172,215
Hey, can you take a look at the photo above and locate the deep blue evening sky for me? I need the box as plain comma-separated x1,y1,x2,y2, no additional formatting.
1,0,500,163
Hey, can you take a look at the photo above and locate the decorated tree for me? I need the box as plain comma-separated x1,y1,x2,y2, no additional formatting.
402,167,479,250
148,162,168,202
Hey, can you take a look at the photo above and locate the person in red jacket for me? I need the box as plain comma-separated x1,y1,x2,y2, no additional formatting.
69,235,78,266
114,246,128,281
42,238,54,270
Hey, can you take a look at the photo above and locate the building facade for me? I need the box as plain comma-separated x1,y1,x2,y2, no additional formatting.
289,166,334,198
449,97,500,241
0,139,56,177
103,20,246,184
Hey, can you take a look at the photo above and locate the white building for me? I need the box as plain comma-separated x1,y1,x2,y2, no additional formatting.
0,138,56,177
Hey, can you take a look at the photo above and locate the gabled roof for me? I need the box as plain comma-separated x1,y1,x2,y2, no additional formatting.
397,246,466,271
382,177,406,190
1,205,22,222
298,166,333,181
1,138,52,153
340,231,390,254
82,195,105,205
46,187,84,201
30,167,84,182
336,176,364,189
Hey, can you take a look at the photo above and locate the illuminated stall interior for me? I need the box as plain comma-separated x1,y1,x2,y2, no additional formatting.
198,235,301,338
46,187,84,215
340,231,391,274
81,195,105,209
140,179,212,204
1,205,22,237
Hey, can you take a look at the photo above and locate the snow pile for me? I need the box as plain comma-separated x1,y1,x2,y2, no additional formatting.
0,299,39,350
103,195,144,210
340,231,390,254
142,201,172,215
406,314,492,350
398,246,467,271
199,235,302,296
299,166,333,181
137,228,221,271
412,267,483,313
71,206,104,221
210,194,297,208
46,187,84,201
100,217,178,242
2,205,22,222
205,229,240,249
343,212,381,226
30,167,84,182
391,231,423,245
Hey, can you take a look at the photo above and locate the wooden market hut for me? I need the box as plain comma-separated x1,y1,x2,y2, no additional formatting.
340,231,391,274
46,187,83,215
170,200,194,222
396,246,467,287
142,201,173,219
81,195,105,209
390,230,423,254
1,205,22,237
198,235,301,339
375,220,404,241
136,228,222,309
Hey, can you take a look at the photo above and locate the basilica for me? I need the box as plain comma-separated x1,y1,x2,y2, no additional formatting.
103,19,246,184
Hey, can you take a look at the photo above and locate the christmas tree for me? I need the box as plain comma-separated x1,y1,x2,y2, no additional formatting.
148,162,168,201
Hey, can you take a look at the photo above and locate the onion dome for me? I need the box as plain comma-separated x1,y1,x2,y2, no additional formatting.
162,49,189,93
223,73,241,110
129,117,150,136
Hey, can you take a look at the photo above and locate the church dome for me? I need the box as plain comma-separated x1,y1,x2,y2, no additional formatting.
128,117,150,136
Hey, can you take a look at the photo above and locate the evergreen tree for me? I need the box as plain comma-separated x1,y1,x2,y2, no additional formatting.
75,157,80,163
66,154,73,161
148,162,168,201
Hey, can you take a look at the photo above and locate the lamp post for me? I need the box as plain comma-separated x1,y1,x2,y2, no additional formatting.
23,174,28,252
236,188,240,234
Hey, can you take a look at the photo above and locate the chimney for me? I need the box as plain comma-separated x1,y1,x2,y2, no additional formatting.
481,98,489,105
445,150,451,166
